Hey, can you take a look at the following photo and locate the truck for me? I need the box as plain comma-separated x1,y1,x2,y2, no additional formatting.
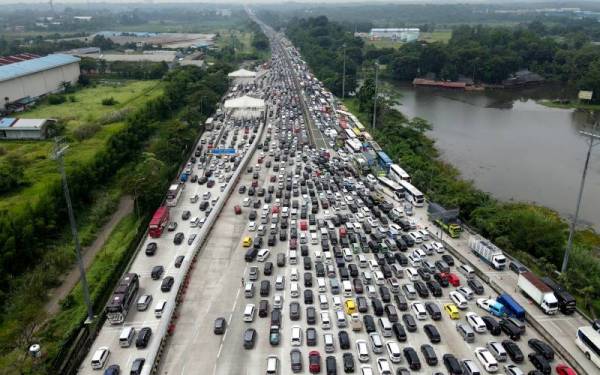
541,277,576,315
468,235,507,270
476,298,506,318
148,206,169,238
518,272,559,315
497,293,526,320
427,202,462,238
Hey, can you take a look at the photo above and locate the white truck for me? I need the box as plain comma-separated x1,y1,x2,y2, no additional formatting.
468,235,507,270
517,271,559,314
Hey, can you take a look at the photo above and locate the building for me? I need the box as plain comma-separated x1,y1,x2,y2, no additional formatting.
0,118,55,140
369,28,420,42
0,54,80,113
228,68,257,84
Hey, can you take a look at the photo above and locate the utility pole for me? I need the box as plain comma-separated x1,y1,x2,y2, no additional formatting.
342,43,347,100
52,137,94,323
561,125,600,273
372,61,379,129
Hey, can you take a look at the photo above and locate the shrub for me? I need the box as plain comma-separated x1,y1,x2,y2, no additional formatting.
47,94,66,105
101,97,118,106
72,123,101,141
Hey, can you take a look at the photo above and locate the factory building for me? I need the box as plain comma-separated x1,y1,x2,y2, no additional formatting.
369,28,420,42
0,54,81,113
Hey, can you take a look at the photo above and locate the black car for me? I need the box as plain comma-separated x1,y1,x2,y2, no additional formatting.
435,260,450,273
307,306,317,325
384,304,399,323
181,210,191,220
239,185,247,194
394,294,408,311
160,276,174,292
414,280,430,298
174,255,184,268
379,286,391,303
173,232,184,245
338,330,350,349
467,278,485,295
499,318,521,340
443,354,463,375
326,356,337,375
104,365,120,375
213,317,226,334
421,344,438,366
151,265,164,280
307,327,318,345
243,328,257,349
502,340,524,363
357,296,369,313
259,300,269,318
426,280,443,297
425,302,442,321
528,339,554,361
441,254,455,266
403,347,421,371
424,324,441,343
371,298,384,316
528,353,551,375
304,272,313,287
482,316,501,335
342,353,355,373
264,261,273,276
434,273,450,287
145,242,158,256
135,327,152,349
364,314,376,333
130,358,145,375
291,349,303,373
402,313,418,332
392,322,407,342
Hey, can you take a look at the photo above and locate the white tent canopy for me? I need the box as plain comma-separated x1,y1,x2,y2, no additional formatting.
227,68,257,78
224,95,265,109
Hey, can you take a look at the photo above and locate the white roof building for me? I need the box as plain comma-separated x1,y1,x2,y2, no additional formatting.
228,68,257,84
0,118,55,139
224,95,265,119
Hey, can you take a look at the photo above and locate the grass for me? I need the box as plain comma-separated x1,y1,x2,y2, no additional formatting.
0,80,162,212
215,30,254,52
537,99,600,111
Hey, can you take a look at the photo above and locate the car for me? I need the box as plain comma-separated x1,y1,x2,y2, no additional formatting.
103,364,120,375
555,364,576,375
482,316,502,335
402,313,417,332
173,232,184,245
309,351,321,374
421,344,438,366
376,358,392,375
266,355,279,374
502,340,524,363
466,312,486,333
135,327,152,349
528,339,554,361
339,330,350,349
168,221,177,231
504,364,524,375
243,328,257,349
356,339,370,363
151,265,164,280
326,356,337,374
160,276,174,292
145,242,158,256
386,341,402,363
291,349,303,373
403,347,421,371
442,353,463,375
343,353,355,373
468,278,485,295
499,319,521,341
474,347,499,373
130,358,145,375
307,327,318,345
528,353,551,375
444,303,460,319
424,324,441,343
214,317,226,334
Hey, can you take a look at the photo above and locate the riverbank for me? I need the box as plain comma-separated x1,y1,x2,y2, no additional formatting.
538,98,600,111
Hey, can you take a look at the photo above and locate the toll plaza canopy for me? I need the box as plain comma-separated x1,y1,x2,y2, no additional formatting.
228,68,257,84
224,95,265,119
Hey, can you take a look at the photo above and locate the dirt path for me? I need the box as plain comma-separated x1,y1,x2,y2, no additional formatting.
44,196,134,315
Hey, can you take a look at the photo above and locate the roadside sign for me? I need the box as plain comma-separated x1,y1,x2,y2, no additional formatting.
210,148,236,155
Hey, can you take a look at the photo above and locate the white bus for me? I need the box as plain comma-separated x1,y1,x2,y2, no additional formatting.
166,183,184,207
576,326,600,368
377,176,404,195
390,164,411,183
399,180,424,207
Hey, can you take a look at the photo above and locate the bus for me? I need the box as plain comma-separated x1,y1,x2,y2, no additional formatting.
166,183,184,207
390,163,411,183
106,273,139,324
576,326,600,368
399,180,424,207
377,176,404,195
344,128,357,139
377,151,393,171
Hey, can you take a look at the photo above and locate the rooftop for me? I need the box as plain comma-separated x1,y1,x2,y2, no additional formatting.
0,54,80,83
0,118,50,130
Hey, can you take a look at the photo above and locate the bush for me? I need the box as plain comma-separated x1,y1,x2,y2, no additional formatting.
47,94,66,105
101,97,118,106
72,123,101,141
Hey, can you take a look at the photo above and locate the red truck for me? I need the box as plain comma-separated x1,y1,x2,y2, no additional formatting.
149,206,169,238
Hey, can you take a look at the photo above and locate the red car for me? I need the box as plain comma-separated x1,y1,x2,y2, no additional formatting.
440,272,460,287
234,205,242,215
272,206,280,214
251,180,258,188
289,238,298,250
300,221,308,231
309,351,321,373
556,364,576,375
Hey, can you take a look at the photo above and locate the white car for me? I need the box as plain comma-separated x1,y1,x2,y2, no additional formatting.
356,339,370,362
449,291,468,309
360,365,374,375
248,221,257,231
273,294,283,309
465,312,487,333
504,364,524,375
386,341,402,363
457,286,474,300
376,358,393,375
432,241,445,253
476,298,495,312
474,347,499,373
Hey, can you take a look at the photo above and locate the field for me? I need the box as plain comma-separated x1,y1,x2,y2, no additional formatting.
0,80,162,211
215,30,254,52
366,30,452,48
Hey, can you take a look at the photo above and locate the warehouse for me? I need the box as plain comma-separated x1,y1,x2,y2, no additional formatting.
0,118,56,140
369,28,420,42
0,54,81,113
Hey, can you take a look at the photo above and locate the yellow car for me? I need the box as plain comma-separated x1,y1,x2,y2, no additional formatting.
344,299,357,315
444,303,460,320
242,236,252,247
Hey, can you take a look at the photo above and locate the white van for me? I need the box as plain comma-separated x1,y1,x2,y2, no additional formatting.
243,304,256,322
358,254,367,268
343,248,353,262
324,333,335,353
411,302,427,320
342,280,353,297
368,260,379,271
450,291,469,309
317,277,327,293
409,232,423,244
290,267,299,281
324,251,332,265
190,216,200,228
119,327,135,348
245,282,255,298
154,299,167,318
319,293,329,309
275,275,285,290
458,264,476,280
374,270,385,286
320,228,328,239
314,251,322,262
378,317,393,337
362,271,373,285
475,348,499,373
291,326,303,346
257,248,270,262
290,282,300,298
406,267,419,281
289,250,297,265
369,332,384,354
320,311,331,329
310,232,318,244
90,347,110,370
336,310,347,328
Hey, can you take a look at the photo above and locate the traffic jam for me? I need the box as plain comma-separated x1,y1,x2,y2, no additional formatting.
213,25,577,375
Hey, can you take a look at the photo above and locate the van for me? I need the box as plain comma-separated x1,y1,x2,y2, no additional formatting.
243,304,256,322
291,326,303,346
311,232,318,244
358,254,367,268
315,251,322,262
409,232,423,244
290,282,300,298
119,327,136,348
245,282,255,298
374,271,385,286
343,248,353,262
369,332,384,354
91,347,110,370
330,278,340,295
137,294,152,311
485,341,508,362
190,216,200,227
336,310,347,328
320,228,328,239
474,348,499,373
362,271,373,285
402,284,418,300
289,250,298,265
324,333,335,353
406,267,419,281
319,293,329,309
275,275,285,290
458,264,476,280
266,355,279,375
257,248,270,262
457,322,475,343
321,311,331,329
342,280,353,297
318,277,327,293
379,317,393,337
411,302,427,320
368,260,379,271
462,360,482,375
154,300,167,318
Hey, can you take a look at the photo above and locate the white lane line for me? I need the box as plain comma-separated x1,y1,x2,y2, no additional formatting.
180,364,185,375
231,287,241,312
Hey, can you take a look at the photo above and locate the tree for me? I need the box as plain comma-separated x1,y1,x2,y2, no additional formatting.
122,152,168,214
407,117,432,133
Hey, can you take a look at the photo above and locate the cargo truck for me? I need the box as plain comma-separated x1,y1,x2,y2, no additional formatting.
497,293,526,320
541,277,576,315
427,203,462,238
468,235,507,270
518,272,559,315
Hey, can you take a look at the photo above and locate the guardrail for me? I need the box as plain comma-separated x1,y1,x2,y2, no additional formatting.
433,231,588,375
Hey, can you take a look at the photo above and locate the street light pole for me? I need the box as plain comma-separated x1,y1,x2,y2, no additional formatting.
561,127,600,273
342,43,346,100
372,61,379,129
52,138,94,323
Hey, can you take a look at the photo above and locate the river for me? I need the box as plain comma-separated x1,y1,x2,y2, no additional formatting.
390,83,600,230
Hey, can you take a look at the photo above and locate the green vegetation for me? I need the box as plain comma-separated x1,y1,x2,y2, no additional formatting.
365,31,451,49
210,20,271,64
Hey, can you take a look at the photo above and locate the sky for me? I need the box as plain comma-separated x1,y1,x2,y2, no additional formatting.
0,0,574,4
